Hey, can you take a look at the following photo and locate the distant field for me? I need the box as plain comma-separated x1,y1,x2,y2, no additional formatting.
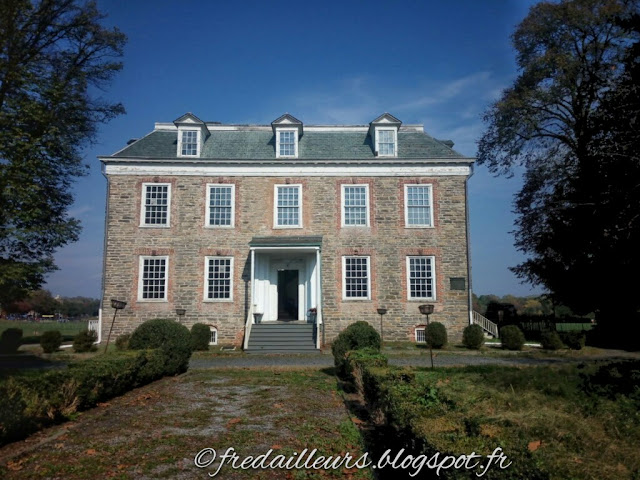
0,319,90,343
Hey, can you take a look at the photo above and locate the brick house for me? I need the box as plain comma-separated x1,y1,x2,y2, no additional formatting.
98,112,474,352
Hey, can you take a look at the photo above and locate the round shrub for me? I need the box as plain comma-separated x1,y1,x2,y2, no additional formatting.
560,331,586,350
73,330,98,353
500,325,525,350
115,333,131,351
331,321,381,378
129,319,193,374
190,323,211,351
540,330,564,350
462,324,485,349
426,322,448,349
40,330,62,353
0,328,23,354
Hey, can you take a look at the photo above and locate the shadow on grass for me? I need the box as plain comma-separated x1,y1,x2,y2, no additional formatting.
0,353,67,374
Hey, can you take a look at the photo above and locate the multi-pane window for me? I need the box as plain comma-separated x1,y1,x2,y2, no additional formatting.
205,257,233,300
275,185,301,227
139,256,168,300
207,184,234,227
343,256,370,299
405,185,433,227
180,130,199,156
342,185,369,226
415,328,427,343
407,256,435,300
209,327,218,345
377,129,395,156
142,183,170,226
279,130,296,157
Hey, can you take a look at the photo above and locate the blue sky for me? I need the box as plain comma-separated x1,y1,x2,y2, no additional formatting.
43,0,543,299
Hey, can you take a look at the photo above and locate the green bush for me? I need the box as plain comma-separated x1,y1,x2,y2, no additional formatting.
425,322,447,349
115,333,131,351
540,330,564,350
40,331,62,353
331,321,381,378
73,330,97,353
129,318,193,374
501,325,525,350
190,323,210,351
0,349,172,446
462,324,485,349
560,331,586,350
0,328,23,354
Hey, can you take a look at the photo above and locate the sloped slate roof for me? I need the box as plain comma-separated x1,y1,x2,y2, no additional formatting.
112,129,466,160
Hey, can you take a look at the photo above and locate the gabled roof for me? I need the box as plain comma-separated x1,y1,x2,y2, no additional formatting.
271,113,303,135
173,112,210,136
368,113,402,138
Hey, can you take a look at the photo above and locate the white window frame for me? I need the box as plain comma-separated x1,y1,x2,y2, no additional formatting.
406,256,436,301
177,128,201,157
203,256,234,302
209,326,218,345
375,128,397,157
415,327,427,343
273,184,303,228
404,184,434,228
341,184,370,227
275,128,298,158
140,183,171,228
205,184,235,228
138,256,169,302
342,256,371,301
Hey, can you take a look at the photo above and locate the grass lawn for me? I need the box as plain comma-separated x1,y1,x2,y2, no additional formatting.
0,367,373,480
0,319,89,343
394,362,640,479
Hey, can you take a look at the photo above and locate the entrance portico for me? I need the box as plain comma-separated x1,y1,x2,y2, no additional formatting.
249,236,322,322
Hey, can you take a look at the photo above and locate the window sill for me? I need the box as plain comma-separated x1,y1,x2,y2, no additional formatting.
204,225,235,229
273,225,303,229
203,299,234,303
342,298,372,302
405,225,435,229
139,224,171,228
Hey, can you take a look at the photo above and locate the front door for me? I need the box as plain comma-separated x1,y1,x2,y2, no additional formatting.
277,270,299,320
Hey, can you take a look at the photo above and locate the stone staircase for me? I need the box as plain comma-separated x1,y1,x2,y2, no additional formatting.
245,322,319,354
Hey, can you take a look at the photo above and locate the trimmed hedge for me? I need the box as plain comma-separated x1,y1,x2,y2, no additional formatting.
0,328,23,354
129,318,193,374
351,354,549,479
426,322,448,349
501,325,526,350
331,321,381,378
40,330,62,353
115,333,131,351
560,331,586,350
462,324,485,349
540,330,564,350
73,330,97,353
190,323,211,351
0,349,172,446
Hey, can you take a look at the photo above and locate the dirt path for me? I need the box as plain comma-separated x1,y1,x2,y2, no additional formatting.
0,368,372,480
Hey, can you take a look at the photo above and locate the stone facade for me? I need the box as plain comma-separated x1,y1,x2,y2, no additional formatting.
100,114,473,346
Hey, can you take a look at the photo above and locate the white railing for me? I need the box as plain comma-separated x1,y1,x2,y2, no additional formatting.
315,311,322,349
472,311,499,338
88,319,99,333
243,304,254,350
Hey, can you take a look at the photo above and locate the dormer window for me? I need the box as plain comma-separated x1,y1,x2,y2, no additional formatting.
277,129,297,157
179,129,199,156
369,113,401,158
377,129,396,156
173,112,209,158
271,113,303,159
